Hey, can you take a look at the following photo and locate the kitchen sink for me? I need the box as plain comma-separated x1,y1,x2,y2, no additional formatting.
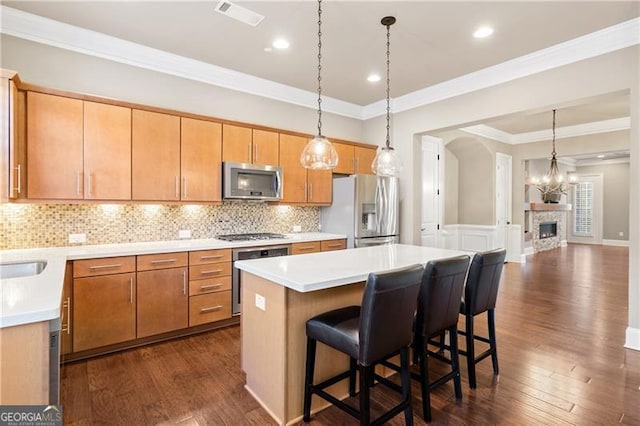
0,260,48,279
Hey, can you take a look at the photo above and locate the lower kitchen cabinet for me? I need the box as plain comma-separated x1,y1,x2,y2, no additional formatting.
73,272,136,352
291,241,321,255
61,263,73,355
189,291,232,327
188,248,232,326
321,239,347,251
137,267,188,338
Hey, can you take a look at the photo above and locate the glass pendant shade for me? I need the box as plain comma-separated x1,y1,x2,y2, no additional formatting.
371,146,402,177
300,135,339,170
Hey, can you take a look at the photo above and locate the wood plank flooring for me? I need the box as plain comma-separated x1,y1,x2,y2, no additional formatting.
61,244,640,425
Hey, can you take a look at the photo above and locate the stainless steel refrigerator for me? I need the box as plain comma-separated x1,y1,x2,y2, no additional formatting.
320,174,399,248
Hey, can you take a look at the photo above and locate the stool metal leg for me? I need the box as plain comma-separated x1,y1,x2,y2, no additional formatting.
488,309,499,375
303,337,317,422
465,313,477,389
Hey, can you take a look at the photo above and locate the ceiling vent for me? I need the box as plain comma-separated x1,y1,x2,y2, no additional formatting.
214,1,264,27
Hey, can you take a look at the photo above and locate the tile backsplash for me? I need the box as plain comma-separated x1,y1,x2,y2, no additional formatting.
1,202,320,250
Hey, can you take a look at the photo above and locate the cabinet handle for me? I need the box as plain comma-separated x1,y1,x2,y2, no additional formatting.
200,283,222,291
248,143,252,163
326,243,343,248
200,305,223,314
254,144,258,163
87,172,93,197
62,297,71,335
297,246,316,251
200,269,223,275
14,164,21,195
182,176,188,198
76,171,82,196
89,263,122,270
150,259,177,264
174,176,180,199
129,277,133,304
200,255,224,260
182,271,187,295
309,183,313,201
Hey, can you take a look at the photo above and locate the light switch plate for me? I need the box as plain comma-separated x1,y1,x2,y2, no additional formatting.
178,229,191,239
255,293,266,311
69,233,86,244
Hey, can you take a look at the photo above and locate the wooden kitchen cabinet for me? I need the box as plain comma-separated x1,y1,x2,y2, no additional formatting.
2,73,25,200
222,124,279,166
132,109,181,201
291,241,321,255
188,249,232,327
83,101,131,200
27,91,83,199
354,146,377,175
61,263,73,355
321,239,347,251
181,117,222,202
279,133,332,204
332,142,377,175
332,142,356,175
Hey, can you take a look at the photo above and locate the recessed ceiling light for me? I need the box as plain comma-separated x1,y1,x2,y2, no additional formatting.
597,154,606,158
272,38,290,50
473,26,494,39
367,73,381,83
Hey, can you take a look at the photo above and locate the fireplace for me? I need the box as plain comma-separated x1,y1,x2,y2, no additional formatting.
539,221,557,239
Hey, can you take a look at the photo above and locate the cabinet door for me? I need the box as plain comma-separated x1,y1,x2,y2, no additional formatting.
279,134,307,203
181,118,222,202
252,129,279,166
222,124,252,164
137,267,188,338
354,146,377,175
291,241,321,255
84,101,132,200
61,262,73,355
332,142,355,175
27,92,83,199
73,273,136,352
308,169,332,204
321,239,347,251
132,109,180,201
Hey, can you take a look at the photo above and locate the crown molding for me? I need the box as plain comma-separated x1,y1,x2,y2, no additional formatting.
1,5,638,121
574,157,630,167
461,117,631,144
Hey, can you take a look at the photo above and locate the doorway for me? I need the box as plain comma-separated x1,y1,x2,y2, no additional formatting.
568,173,603,245
420,135,444,247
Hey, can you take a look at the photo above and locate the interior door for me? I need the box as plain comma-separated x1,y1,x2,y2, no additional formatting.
420,136,443,247
495,152,513,250
569,174,603,245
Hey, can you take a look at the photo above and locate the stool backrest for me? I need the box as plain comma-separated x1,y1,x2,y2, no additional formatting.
465,249,506,315
416,255,470,338
359,264,424,366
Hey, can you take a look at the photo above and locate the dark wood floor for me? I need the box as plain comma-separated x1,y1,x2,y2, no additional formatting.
61,244,640,425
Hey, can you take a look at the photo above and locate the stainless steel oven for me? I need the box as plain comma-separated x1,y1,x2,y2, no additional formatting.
232,244,289,315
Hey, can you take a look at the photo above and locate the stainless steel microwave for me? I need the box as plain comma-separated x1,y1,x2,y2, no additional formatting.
223,162,283,201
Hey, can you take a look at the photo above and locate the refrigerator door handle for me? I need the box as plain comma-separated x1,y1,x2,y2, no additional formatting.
374,181,382,233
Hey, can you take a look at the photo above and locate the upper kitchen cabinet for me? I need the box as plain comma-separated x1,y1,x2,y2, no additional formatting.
331,141,377,175
84,101,131,200
1,72,25,201
181,118,222,202
132,109,181,201
279,133,331,205
27,92,83,199
222,124,279,166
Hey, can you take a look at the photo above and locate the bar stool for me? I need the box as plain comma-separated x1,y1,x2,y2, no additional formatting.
302,264,424,426
458,248,506,389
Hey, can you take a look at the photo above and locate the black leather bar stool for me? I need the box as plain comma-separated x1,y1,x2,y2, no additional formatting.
382,255,470,422
302,264,424,426
458,248,506,389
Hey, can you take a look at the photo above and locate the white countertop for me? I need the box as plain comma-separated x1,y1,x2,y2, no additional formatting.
235,244,472,293
0,233,345,328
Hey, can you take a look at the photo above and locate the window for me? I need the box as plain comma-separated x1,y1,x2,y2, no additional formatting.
573,182,593,236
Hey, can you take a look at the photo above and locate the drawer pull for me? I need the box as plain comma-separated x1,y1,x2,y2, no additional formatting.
150,258,177,264
200,269,223,275
200,305,223,314
200,284,222,291
200,255,224,260
298,246,315,251
89,263,122,270
327,243,343,248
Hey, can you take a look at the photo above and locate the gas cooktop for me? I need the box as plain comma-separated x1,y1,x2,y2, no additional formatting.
216,233,287,242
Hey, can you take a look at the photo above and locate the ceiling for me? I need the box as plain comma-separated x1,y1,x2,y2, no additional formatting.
3,1,639,107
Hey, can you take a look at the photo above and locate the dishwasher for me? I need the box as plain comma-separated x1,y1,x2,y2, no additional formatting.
232,245,290,315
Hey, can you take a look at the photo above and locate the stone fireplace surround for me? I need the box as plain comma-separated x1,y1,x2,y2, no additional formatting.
525,203,572,253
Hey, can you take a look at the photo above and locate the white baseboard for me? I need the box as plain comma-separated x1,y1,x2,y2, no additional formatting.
520,254,528,263
625,327,640,351
523,247,534,256
603,239,630,247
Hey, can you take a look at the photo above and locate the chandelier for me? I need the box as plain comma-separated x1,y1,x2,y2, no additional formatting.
300,0,338,170
371,16,402,176
528,109,576,203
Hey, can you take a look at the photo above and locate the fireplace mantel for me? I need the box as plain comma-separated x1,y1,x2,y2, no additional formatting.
525,203,572,212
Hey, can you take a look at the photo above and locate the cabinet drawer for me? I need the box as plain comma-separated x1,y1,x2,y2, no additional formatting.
321,239,347,251
73,256,136,278
291,241,321,255
189,249,231,265
189,291,231,326
189,276,231,296
189,262,232,280
137,252,188,271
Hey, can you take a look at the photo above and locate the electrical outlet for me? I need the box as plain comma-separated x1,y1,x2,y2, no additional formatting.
619,231,624,237
69,233,86,244
292,225,302,233
255,293,266,311
178,229,191,239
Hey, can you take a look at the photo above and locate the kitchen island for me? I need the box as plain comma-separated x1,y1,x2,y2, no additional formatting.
236,244,470,426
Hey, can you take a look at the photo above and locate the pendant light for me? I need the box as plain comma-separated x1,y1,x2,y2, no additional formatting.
300,0,338,170
371,16,402,177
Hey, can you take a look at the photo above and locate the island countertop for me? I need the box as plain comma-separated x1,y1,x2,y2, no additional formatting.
235,244,472,293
